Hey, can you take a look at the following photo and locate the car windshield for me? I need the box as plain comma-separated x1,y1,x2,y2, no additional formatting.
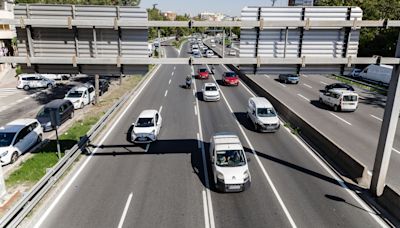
136,118,154,127
216,150,246,167
199,69,207,73
343,95,358,102
257,108,276,117
37,107,50,117
0,132,16,147
205,86,217,91
67,91,83,98
225,72,236,77
288,74,298,78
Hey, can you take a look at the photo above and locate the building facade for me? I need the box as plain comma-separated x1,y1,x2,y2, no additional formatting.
163,11,176,21
0,0,15,77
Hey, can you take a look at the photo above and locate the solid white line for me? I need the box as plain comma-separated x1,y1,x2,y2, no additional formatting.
197,133,201,149
118,193,133,228
297,93,310,102
145,144,150,152
330,113,352,126
208,69,297,228
34,64,162,228
164,90,168,97
280,120,388,227
193,89,196,97
303,83,312,89
202,190,210,228
320,81,328,85
159,105,163,114
168,79,171,85
279,83,287,88
264,74,270,78
194,105,198,116
370,114,382,122
393,147,400,155
193,74,215,228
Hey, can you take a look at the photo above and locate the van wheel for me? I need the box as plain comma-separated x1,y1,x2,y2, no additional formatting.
37,134,42,143
23,85,30,91
11,152,19,164
80,103,84,109
70,111,74,119
333,105,339,112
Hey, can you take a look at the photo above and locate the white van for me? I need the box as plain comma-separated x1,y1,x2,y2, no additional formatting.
358,64,392,85
17,74,56,91
319,89,358,112
210,133,251,192
64,84,96,109
247,97,280,132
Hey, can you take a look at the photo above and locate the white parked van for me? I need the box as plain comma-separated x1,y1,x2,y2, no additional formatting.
358,64,392,85
210,133,251,192
247,97,280,132
319,89,358,112
64,84,96,109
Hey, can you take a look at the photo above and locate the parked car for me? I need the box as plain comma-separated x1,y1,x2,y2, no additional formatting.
222,71,239,86
202,83,220,101
247,97,280,132
210,133,251,192
131,109,162,143
206,50,214,58
64,83,96,109
0,119,43,165
229,50,236,56
17,74,56,91
88,79,110,96
36,99,74,131
319,89,359,112
41,74,70,81
348,68,362,78
279,74,299,84
197,68,210,79
325,83,354,92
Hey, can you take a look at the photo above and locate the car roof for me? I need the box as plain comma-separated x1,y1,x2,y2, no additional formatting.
204,82,217,87
44,99,71,108
330,89,358,95
138,109,158,118
0,118,37,132
249,97,273,108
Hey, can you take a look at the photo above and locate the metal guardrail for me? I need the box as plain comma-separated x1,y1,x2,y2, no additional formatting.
0,64,160,227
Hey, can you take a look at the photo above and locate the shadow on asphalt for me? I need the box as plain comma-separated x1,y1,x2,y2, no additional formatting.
310,100,333,111
324,194,371,213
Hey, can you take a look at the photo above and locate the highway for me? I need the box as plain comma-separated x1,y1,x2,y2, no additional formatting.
29,40,389,228
205,39,400,194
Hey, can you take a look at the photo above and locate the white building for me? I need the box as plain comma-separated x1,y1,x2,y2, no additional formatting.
0,0,15,78
200,12,225,21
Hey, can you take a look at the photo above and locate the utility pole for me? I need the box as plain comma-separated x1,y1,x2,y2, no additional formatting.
94,74,99,105
371,32,400,196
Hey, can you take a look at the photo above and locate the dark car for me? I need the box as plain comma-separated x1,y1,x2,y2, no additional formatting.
279,74,299,84
36,99,74,131
88,79,109,96
325,83,355,92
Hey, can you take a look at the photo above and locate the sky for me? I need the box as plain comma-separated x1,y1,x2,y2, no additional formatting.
140,0,288,17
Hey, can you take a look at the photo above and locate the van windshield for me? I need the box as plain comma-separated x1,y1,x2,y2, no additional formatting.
0,132,16,147
216,150,246,167
67,91,83,98
343,95,358,102
257,108,276,117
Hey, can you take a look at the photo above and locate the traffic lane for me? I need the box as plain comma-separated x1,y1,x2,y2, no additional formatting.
250,74,400,193
193,64,292,228
203,40,236,58
212,65,383,227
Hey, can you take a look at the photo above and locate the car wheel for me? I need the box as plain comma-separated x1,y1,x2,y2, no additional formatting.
37,134,42,143
11,152,19,164
70,111,74,119
23,85,30,91
80,103,84,109
333,105,339,112
47,84,53,89
285,79,288,84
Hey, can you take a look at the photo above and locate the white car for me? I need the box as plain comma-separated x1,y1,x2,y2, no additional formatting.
202,83,220,101
211,133,251,192
0,119,43,165
64,83,96,109
206,50,214,58
131,109,162,143
211,43,216,47
229,50,236,56
17,74,56,91
319,89,359,112
247,97,280,132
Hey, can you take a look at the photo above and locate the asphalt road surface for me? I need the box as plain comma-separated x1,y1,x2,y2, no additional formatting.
30,41,390,228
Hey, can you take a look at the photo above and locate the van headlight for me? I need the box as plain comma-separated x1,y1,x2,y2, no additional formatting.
217,171,224,181
243,171,250,182
0,151,8,157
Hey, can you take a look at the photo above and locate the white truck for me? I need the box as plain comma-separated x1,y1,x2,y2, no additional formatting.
358,64,393,85
210,133,251,192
